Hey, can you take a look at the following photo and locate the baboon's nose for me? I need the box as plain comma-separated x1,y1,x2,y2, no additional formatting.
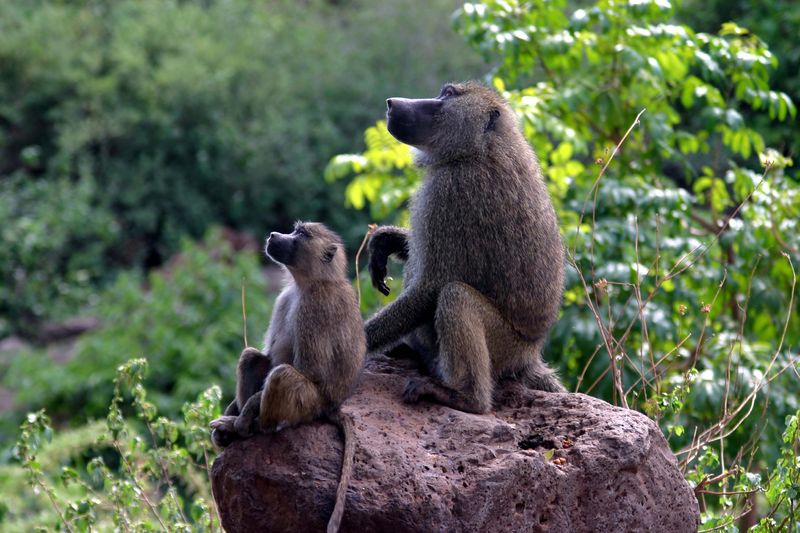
386,98,393,110
269,232,277,239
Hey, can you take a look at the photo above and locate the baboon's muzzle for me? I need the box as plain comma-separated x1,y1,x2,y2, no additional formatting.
265,232,296,266
385,97,442,146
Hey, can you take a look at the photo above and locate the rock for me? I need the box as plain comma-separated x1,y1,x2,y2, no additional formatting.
38,317,100,343
211,356,699,532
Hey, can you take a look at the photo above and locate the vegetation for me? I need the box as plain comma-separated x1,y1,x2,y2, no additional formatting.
0,0,482,337
1,0,798,531
1,230,271,441
330,0,799,529
6,360,221,532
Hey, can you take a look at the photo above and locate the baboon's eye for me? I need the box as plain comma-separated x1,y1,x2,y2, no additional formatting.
295,228,311,239
440,85,457,99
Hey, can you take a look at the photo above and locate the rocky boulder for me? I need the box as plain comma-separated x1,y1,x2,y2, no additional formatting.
211,356,699,532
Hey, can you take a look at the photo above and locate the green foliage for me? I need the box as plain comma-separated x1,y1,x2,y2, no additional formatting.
1,229,271,440
751,410,800,532
326,122,417,223
5,359,222,532
0,175,118,338
0,0,482,334
329,0,799,525
678,0,800,158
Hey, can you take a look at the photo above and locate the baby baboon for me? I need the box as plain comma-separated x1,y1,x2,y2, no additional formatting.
210,221,365,533
366,81,566,414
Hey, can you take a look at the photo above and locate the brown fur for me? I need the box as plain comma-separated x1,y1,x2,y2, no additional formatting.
367,81,566,414
210,222,365,533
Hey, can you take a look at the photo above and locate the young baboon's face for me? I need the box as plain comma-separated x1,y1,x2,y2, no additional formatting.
385,81,507,157
265,222,346,280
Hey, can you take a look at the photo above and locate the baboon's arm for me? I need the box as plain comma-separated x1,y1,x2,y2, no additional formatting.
234,390,262,435
364,284,436,351
368,226,409,295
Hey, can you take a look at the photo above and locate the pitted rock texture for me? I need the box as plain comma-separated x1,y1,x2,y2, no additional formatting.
211,356,699,532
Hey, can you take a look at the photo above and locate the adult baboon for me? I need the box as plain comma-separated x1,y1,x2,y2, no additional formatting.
210,221,365,533
366,81,566,414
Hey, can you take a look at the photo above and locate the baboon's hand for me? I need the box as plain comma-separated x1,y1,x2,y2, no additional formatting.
367,226,409,295
368,252,391,296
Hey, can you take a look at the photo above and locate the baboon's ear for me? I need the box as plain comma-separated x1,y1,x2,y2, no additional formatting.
485,109,501,132
322,244,337,264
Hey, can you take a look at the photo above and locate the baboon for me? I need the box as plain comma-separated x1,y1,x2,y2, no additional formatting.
210,221,365,533
366,81,566,414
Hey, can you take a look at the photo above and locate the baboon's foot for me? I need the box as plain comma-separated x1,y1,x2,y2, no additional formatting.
210,416,243,448
211,428,238,449
210,415,237,431
402,378,489,414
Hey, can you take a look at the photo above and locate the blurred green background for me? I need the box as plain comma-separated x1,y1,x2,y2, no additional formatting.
0,0,798,531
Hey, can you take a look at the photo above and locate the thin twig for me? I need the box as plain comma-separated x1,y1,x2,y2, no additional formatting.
34,474,75,533
113,441,169,532
355,224,378,305
678,348,796,461
241,278,249,348
665,163,772,282
694,467,739,494
571,108,647,261
568,109,646,407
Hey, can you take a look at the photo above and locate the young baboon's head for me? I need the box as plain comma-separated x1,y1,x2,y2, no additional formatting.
385,81,516,160
265,221,347,282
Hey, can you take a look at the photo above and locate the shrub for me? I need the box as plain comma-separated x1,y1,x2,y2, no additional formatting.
0,176,118,338
1,229,272,440
5,359,222,532
0,0,484,333
327,0,799,527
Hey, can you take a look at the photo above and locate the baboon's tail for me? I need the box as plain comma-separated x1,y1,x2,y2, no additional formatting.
326,410,356,533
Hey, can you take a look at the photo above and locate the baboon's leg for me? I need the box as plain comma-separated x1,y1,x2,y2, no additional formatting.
365,285,436,352
403,281,565,413
212,362,325,442
222,399,239,417
260,364,326,431
403,282,497,413
210,348,272,447
236,347,272,410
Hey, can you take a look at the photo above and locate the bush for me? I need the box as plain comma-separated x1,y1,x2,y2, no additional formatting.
4,360,222,532
0,175,118,338
0,0,484,334
1,229,272,441
328,0,799,527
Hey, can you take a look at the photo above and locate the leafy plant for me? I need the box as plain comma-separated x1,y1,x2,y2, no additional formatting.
0,175,118,338
0,0,484,336
1,229,272,441
327,0,799,526
7,359,222,532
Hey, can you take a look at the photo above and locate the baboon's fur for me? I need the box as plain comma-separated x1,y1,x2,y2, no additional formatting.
210,221,365,533
367,81,566,414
